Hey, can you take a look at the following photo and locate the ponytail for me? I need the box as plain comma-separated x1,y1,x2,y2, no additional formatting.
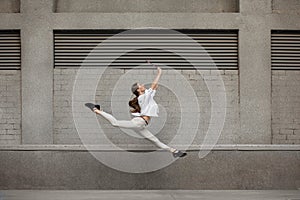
129,96,141,113
129,82,141,113
128,83,141,113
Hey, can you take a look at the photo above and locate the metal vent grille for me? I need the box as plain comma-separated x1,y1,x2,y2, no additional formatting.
272,31,300,70
54,30,238,70
0,30,21,70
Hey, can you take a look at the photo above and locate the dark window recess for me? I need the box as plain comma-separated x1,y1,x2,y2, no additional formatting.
0,30,21,70
272,30,300,70
54,29,238,70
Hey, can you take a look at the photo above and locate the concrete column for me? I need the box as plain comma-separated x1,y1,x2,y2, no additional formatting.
21,0,54,144
238,0,272,143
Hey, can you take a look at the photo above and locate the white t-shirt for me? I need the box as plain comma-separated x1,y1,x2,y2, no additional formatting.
131,88,159,117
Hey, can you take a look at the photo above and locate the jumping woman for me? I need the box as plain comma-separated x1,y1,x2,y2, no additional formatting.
85,61,187,158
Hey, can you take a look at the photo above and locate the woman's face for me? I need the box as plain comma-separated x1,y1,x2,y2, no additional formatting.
137,83,145,93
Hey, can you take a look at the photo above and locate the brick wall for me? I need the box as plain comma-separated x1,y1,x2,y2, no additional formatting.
272,70,300,144
0,70,21,145
0,68,298,145
54,68,240,146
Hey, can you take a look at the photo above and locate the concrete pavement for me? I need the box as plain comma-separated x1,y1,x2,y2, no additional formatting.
0,190,300,200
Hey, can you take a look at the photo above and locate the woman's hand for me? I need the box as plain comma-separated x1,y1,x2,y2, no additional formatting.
146,61,161,90
147,60,161,73
157,66,162,74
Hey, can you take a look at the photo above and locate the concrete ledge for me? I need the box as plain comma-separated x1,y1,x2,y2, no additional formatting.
0,150,299,189
0,144,299,151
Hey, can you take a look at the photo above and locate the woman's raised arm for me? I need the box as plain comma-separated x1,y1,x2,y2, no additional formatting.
147,60,162,90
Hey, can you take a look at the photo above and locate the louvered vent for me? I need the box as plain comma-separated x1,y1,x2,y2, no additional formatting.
0,30,21,70
272,30,300,70
54,30,238,70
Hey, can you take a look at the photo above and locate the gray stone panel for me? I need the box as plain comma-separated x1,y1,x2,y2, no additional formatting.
272,0,300,14
0,0,20,13
55,0,239,13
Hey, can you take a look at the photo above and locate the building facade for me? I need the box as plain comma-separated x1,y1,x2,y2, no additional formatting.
0,0,299,189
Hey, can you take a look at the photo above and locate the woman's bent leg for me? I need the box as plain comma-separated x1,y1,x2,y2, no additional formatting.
98,111,139,129
138,128,172,152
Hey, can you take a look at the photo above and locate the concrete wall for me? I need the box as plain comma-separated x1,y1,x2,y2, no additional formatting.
55,0,239,13
272,71,300,144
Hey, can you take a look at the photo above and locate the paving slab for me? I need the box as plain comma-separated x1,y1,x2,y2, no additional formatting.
0,190,299,200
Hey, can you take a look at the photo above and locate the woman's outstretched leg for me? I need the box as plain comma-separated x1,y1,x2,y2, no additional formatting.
94,109,139,129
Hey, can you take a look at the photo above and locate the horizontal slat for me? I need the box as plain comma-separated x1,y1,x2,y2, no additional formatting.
54,43,238,46
54,39,238,42
0,47,21,50
0,59,21,61
55,63,237,66
55,52,237,56
272,39,300,42
0,37,20,39
272,34,300,37
272,57,300,59
272,52,300,55
0,54,20,57
55,52,237,57
55,60,238,63
272,44,300,46
272,61,300,64
55,49,237,53
54,34,238,37
272,64,300,67
0,35,20,38
54,56,238,60
272,48,300,51
55,47,238,51
55,38,237,42
272,37,300,40
0,63,21,65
